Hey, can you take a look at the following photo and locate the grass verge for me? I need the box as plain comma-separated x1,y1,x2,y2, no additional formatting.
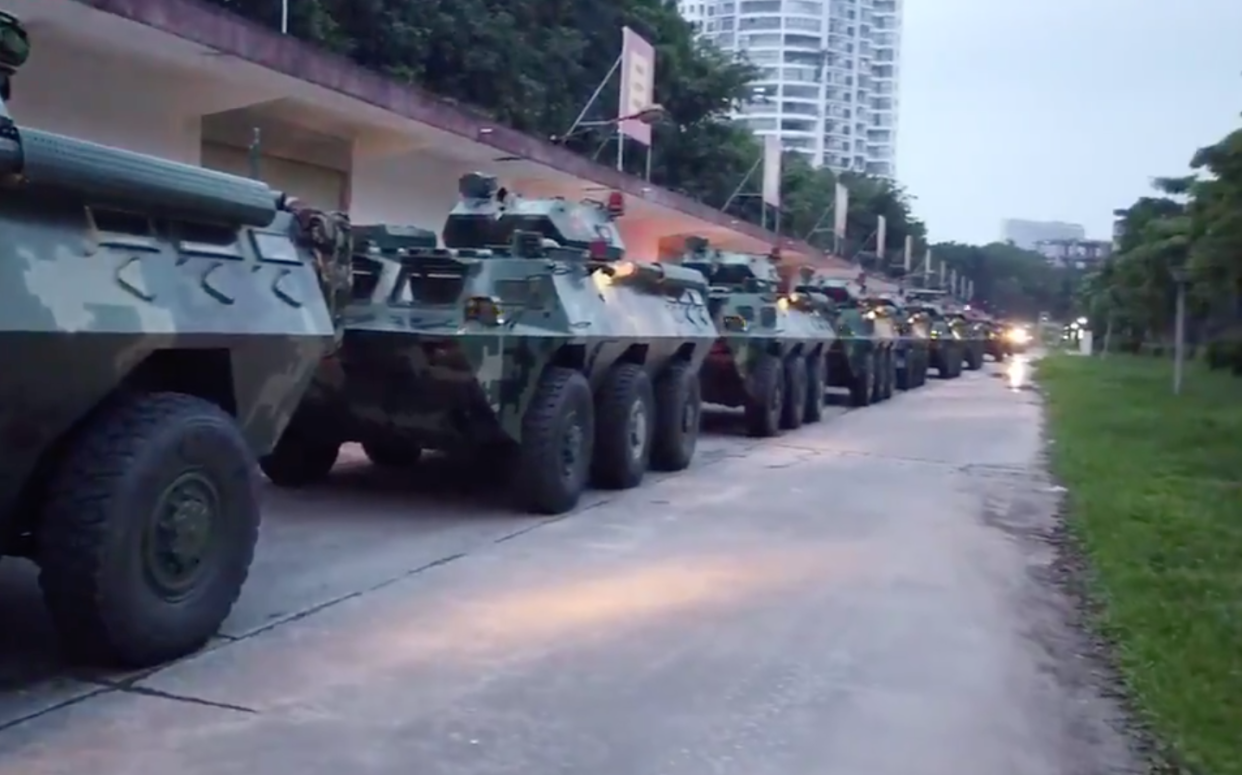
1039,354,1242,774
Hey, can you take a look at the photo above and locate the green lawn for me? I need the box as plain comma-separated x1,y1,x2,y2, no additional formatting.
1039,354,1242,774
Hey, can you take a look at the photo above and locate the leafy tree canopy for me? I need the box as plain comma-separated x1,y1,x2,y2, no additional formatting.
206,0,1064,313
1080,108,1242,351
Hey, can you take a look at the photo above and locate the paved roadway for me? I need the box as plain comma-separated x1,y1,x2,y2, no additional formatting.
0,358,1142,774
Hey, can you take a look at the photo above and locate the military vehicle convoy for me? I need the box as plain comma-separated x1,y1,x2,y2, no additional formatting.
0,11,351,667
261,174,717,515
795,276,896,406
903,289,964,379
947,310,986,371
678,240,836,437
869,294,929,390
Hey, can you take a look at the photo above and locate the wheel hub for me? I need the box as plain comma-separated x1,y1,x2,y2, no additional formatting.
146,472,219,599
627,400,648,461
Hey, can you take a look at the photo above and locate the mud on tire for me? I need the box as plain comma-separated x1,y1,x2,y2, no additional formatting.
514,367,594,514
37,392,260,668
650,361,702,472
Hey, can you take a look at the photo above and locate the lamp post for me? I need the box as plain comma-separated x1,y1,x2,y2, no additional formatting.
1171,264,1190,395
552,105,667,178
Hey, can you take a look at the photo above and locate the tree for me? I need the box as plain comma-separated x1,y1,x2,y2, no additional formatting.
1080,107,1242,365
201,0,927,263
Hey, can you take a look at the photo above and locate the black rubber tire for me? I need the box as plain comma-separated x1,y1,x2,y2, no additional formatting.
803,353,827,423
36,392,259,668
361,439,422,468
780,356,807,430
895,347,910,391
259,419,339,487
590,363,655,490
650,361,702,472
849,352,874,407
879,350,895,400
744,354,784,437
513,367,594,514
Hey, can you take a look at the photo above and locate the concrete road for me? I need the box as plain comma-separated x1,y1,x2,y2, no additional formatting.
0,361,1141,774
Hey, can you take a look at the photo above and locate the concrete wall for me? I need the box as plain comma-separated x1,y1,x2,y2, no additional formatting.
7,25,761,261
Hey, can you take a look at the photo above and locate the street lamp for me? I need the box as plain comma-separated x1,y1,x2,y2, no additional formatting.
1171,264,1191,395
551,104,668,179
550,104,667,143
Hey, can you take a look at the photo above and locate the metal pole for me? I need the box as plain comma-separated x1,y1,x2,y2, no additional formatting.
761,203,767,231
645,144,652,181
803,203,834,241
774,205,781,236
281,0,288,33
563,55,622,140
616,132,625,172
247,127,261,179
1173,280,1186,394
722,154,763,214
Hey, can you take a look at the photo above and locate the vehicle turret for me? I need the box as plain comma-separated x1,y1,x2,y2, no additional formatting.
680,238,782,293
443,172,624,259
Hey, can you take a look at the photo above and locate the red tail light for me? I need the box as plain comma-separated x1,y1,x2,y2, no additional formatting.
606,191,624,216
588,239,609,258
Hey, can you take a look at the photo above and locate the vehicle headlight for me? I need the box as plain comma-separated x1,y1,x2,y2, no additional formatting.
1006,327,1030,344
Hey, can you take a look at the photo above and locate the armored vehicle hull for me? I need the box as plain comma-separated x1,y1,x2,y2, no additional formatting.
951,315,986,371
680,245,836,437
795,279,896,407
263,179,716,515
0,18,346,666
893,307,931,390
699,306,836,438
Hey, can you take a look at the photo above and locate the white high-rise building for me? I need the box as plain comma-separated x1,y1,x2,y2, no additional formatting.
677,0,901,178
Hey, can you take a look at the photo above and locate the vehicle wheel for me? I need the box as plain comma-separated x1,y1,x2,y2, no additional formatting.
590,362,655,490
744,354,784,437
780,356,807,430
880,350,896,400
514,367,593,514
895,349,910,391
915,352,929,387
849,352,874,407
361,439,422,468
995,350,1008,363
36,392,259,668
803,353,827,423
259,418,339,487
650,361,702,472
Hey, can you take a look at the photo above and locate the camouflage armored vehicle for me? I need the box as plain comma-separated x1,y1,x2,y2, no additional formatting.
796,275,896,406
868,293,929,390
261,174,716,515
903,289,964,378
0,12,349,667
677,240,836,437
947,309,986,371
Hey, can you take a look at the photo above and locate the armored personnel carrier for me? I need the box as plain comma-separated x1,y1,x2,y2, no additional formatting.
868,293,929,390
903,289,964,378
678,240,836,437
796,275,896,406
0,12,350,667
261,174,716,515
947,309,986,371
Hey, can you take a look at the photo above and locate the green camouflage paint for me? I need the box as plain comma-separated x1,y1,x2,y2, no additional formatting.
680,242,836,408
293,174,718,451
0,18,349,540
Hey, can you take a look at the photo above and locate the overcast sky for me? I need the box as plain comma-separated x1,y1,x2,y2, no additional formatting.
897,0,1242,244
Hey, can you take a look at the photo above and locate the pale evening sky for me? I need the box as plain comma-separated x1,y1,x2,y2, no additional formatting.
897,0,1242,245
